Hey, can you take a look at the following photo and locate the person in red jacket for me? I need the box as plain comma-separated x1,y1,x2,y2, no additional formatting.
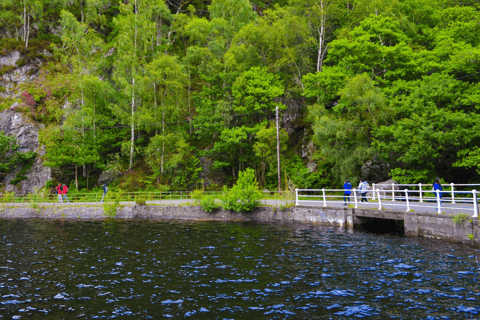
62,184,70,203
55,184,63,203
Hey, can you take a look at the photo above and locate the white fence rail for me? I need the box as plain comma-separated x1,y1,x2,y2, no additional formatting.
295,186,479,218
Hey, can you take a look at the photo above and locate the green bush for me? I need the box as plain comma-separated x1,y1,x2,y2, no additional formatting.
190,189,204,204
1,191,15,203
135,197,146,206
452,213,470,225
45,179,55,189
16,59,25,67
103,191,121,217
200,195,220,212
220,168,262,212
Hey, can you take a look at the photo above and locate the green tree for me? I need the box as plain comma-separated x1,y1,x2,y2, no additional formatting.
142,55,188,176
310,73,392,183
253,121,288,187
111,0,154,169
221,167,262,212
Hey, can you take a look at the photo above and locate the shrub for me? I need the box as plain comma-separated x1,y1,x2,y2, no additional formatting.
1,191,15,203
45,179,55,189
190,189,204,204
220,168,262,212
103,191,121,217
452,213,470,225
201,195,220,212
135,197,146,206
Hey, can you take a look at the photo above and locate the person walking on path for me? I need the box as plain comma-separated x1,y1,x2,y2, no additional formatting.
343,180,352,206
62,184,70,203
358,179,369,203
101,184,108,203
55,184,63,203
433,178,443,204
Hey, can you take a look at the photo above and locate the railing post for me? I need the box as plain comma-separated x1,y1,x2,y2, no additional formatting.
295,188,298,206
405,189,410,212
473,189,478,218
392,183,395,201
353,188,358,208
450,183,455,204
322,188,326,207
377,189,382,210
372,183,376,200
419,183,423,203
436,189,441,214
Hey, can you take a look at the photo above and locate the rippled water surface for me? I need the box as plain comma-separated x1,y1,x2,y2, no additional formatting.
1,219,479,319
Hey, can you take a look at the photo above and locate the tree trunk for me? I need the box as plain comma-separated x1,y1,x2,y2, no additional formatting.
130,77,135,169
25,12,30,50
316,0,325,73
154,82,157,135
23,2,26,42
75,165,78,190
161,90,165,175
129,0,138,170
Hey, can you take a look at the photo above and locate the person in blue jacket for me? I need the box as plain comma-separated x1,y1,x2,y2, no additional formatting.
433,178,443,203
101,184,108,203
343,180,352,206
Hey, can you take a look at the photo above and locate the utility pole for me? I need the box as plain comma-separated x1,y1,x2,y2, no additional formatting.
276,106,281,193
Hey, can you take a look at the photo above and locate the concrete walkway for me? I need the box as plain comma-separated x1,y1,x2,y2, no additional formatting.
2,199,476,216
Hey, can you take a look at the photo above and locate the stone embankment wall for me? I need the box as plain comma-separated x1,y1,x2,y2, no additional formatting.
0,205,478,247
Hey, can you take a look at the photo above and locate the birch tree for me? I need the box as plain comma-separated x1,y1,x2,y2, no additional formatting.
143,55,187,177
112,0,154,169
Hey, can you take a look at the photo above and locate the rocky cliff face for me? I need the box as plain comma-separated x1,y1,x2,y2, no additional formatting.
0,109,52,194
1,50,42,101
0,48,50,194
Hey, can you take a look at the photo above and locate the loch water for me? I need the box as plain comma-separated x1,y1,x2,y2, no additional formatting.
0,219,479,319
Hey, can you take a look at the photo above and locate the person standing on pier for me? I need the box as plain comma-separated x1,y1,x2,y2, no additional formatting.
343,180,352,206
433,178,443,203
358,179,369,202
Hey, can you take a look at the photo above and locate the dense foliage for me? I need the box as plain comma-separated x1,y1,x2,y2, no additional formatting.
2,0,480,191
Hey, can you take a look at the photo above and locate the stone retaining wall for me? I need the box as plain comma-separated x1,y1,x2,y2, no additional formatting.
0,204,478,247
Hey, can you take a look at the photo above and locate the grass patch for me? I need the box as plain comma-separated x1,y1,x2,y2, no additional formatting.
452,213,470,225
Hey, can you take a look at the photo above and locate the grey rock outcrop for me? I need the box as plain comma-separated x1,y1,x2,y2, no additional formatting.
199,157,226,188
374,179,399,191
98,170,122,186
0,109,51,194
361,157,391,183
0,51,20,66
1,50,42,100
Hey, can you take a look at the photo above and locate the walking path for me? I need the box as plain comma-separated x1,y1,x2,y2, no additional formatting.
2,199,474,216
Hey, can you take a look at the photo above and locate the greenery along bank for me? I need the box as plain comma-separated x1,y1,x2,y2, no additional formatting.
2,0,480,192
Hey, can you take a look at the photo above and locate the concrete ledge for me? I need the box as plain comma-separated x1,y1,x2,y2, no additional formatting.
0,204,478,247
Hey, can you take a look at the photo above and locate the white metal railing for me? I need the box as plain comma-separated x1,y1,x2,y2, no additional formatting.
370,182,480,203
295,187,479,218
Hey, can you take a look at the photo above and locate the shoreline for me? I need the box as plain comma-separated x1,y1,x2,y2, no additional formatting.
0,204,479,247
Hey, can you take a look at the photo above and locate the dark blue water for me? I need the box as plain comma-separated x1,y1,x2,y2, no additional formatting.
0,219,479,319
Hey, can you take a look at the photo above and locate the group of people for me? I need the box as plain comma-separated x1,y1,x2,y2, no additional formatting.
55,184,69,203
342,178,445,206
343,179,369,206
